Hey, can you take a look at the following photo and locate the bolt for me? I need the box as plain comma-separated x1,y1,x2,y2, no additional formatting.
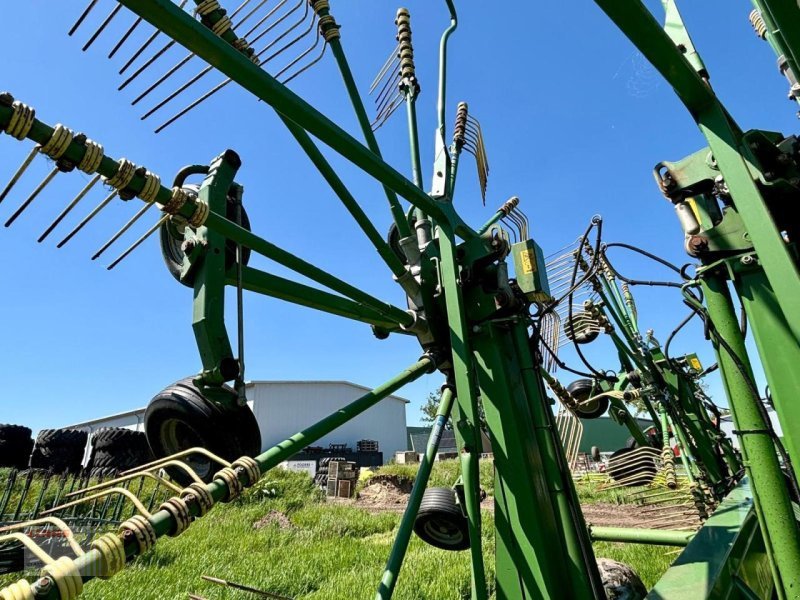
741,255,756,266
687,235,709,256
35,577,52,592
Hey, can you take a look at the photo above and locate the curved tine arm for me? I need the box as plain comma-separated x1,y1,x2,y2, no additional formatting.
120,447,231,476
0,517,85,557
66,471,182,499
145,460,205,485
0,533,57,566
42,487,152,519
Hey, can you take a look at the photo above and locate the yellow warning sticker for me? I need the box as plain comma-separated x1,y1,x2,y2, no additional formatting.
520,250,536,274
690,357,702,371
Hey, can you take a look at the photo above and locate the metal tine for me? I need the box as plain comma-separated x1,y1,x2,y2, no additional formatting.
4,167,59,228
91,201,157,260
374,72,401,116
42,487,152,518
143,0,309,121
109,16,143,58
0,146,40,205
82,2,123,52
65,470,181,498
274,17,323,82
371,93,403,131
152,0,316,131
118,0,189,75
107,213,170,269
38,174,102,243
501,217,519,243
56,189,119,248
131,0,261,106
280,39,327,85
69,0,102,36
370,45,400,93
119,39,178,91
246,0,304,47
121,447,231,475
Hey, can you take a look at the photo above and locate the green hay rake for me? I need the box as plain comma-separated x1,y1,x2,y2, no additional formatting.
0,0,798,599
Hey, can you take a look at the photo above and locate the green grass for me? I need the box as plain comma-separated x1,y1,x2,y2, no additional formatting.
0,462,679,599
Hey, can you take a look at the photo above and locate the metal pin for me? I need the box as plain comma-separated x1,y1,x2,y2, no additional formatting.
118,0,188,75
246,0,300,45
57,189,119,248
131,51,196,106
0,146,40,205
107,213,169,269
108,16,143,58
91,201,156,260
155,78,232,133
280,40,327,85
38,174,102,243
83,3,123,52
4,167,59,228
69,0,101,36
141,64,214,120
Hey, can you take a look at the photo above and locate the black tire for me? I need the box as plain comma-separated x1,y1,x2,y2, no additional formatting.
564,312,600,345
159,186,252,287
88,467,120,479
591,446,601,462
566,379,609,420
386,222,408,265
0,425,34,469
413,487,470,551
145,377,261,484
29,429,88,473
0,540,24,575
597,558,647,600
607,448,658,487
87,428,153,472
625,430,661,450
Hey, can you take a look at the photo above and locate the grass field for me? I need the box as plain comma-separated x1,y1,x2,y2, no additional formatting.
0,462,676,599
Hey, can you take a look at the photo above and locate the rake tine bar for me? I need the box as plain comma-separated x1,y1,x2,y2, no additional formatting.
370,45,400,93
131,51,196,106
92,201,156,260
0,146,39,205
38,174,102,243
82,3,123,52
154,77,231,133
56,189,118,248
4,167,59,228
119,40,176,91
109,16,143,58
69,0,101,36
107,213,169,269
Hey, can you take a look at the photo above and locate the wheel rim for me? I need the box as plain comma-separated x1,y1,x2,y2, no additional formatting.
160,419,212,479
422,516,464,547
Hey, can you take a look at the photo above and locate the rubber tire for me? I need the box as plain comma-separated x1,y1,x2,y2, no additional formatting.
566,379,610,420
413,487,470,551
29,429,87,473
565,312,600,345
606,447,658,487
386,222,408,265
597,558,647,599
145,377,261,484
0,425,34,469
87,428,153,472
159,187,252,287
591,446,601,462
0,540,24,575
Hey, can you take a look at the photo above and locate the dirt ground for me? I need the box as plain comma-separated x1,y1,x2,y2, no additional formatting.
354,475,656,528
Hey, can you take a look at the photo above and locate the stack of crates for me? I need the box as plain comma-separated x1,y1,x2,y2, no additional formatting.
326,460,359,498
357,439,379,452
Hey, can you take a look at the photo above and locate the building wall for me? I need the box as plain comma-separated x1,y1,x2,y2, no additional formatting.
248,382,407,462
66,382,408,465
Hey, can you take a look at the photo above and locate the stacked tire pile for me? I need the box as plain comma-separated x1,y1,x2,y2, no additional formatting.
0,424,35,469
29,429,88,473
86,428,154,478
314,456,346,490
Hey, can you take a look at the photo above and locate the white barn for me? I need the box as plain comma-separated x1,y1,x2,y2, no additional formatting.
67,380,409,464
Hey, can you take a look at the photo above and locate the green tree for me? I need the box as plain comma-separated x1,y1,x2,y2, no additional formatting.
420,391,441,423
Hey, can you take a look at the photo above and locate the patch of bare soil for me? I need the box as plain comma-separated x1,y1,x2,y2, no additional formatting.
357,475,413,512
253,510,294,530
581,503,654,528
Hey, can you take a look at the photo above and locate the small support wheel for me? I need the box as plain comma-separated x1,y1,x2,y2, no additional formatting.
159,185,252,287
566,379,610,419
413,487,470,551
144,377,261,484
591,446,601,462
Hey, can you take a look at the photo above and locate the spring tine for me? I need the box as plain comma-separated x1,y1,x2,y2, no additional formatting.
109,16,142,58
155,78,231,133
252,0,309,60
118,0,188,75
119,40,176,91
247,0,301,45
107,213,169,269
370,45,400,92
91,201,156,260
229,0,259,23
69,0,101,36
65,470,181,498
0,146,39,205
144,64,216,121
38,174,102,243
4,167,59,228
374,70,401,112
131,51,196,106
242,0,290,41
371,93,403,131
42,487,152,518
82,3,123,52
273,16,319,74
280,40,326,85
56,189,118,248
121,447,231,475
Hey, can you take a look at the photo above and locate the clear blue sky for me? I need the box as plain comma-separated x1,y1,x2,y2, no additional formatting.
0,1,793,433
